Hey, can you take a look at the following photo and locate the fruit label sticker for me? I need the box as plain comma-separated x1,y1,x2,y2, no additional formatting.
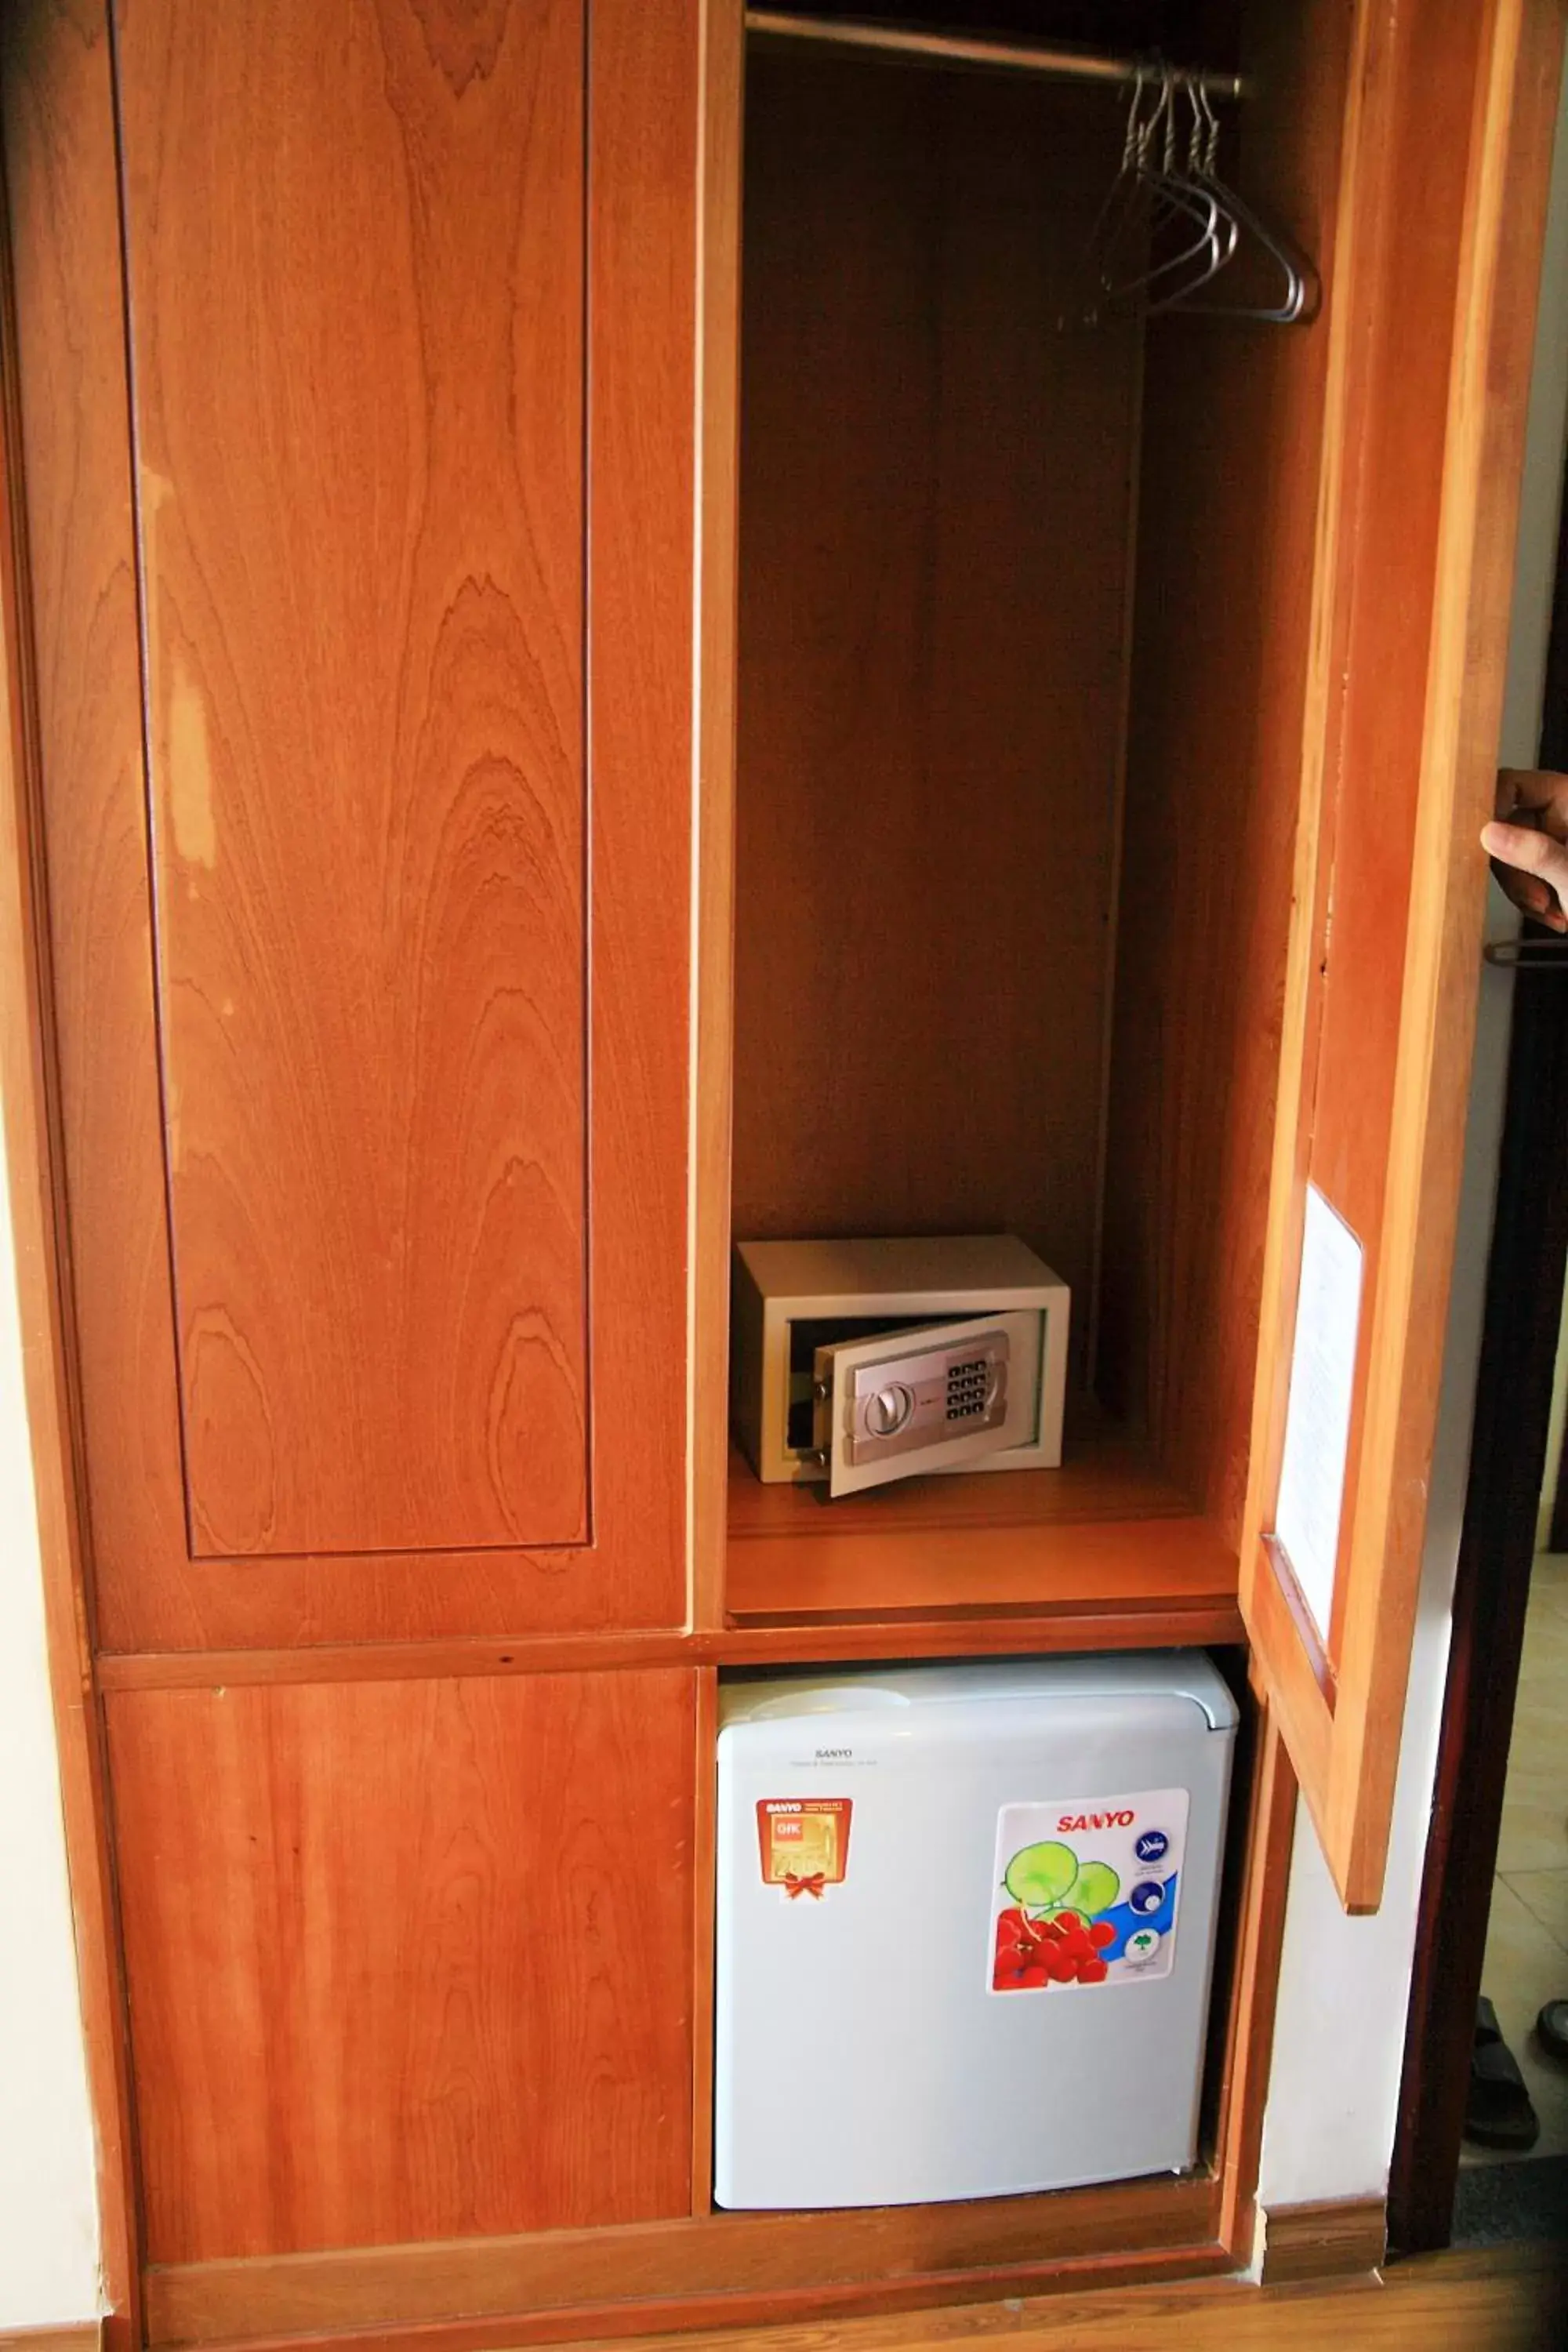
757,1798,852,1900
990,1789,1190,1991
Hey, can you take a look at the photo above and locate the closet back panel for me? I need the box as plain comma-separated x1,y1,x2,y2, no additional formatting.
732,51,1140,1383
1098,0,1358,1543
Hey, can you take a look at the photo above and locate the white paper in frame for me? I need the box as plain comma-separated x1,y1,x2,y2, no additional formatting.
1272,1184,1364,1650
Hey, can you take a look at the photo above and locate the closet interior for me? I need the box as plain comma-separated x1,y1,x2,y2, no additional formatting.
723,0,1349,1635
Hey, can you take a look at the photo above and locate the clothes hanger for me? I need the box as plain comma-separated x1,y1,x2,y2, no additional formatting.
1082,70,1236,323
1081,69,1318,328
1158,81,1319,322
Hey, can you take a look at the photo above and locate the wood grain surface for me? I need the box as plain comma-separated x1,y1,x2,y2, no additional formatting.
93,1603,1246,1694
581,0,699,1632
1299,0,1499,1682
617,2249,1568,2352
1321,0,1563,1900
691,0,746,1635
1,0,194,1625
107,1670,699,2265
727,1520,1240,1632
0,2331,101,2352
731,49,1140,1388
5,0,1534,2332
143,2172,1220,2343
114,0,588,1557
0,12,140,2333
5,0,699,1646
726,1412,1196,1537
1259,2198,1387,2285
1239,0,1566,1907
725,1412,1239,1631
1214,1711,1296,2257
170,2247,1555,2352
1097,0,1356,1555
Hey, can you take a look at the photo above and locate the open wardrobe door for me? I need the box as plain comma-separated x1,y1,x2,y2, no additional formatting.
1240,0,1566,1912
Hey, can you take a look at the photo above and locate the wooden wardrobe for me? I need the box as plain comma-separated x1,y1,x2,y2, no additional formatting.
0,0,1559,2343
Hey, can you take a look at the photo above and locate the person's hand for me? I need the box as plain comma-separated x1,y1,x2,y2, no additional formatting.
1482,768,1568,934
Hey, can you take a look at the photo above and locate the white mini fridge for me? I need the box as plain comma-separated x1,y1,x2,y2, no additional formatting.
713,1653,1238,2210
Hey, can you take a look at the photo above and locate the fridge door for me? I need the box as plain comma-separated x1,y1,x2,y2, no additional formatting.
714,1666,1236,2209
811,1308,1039,1495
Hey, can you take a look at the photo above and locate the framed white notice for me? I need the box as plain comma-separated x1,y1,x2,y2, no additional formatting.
1272,1185,1364,1650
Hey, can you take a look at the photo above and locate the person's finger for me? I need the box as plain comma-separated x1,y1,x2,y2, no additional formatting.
1495,868,1567,929
1491,865,1553,916
1482,815,1568,876
1496,767,1568,838
1483,818,1568,930
1493,878,1568,931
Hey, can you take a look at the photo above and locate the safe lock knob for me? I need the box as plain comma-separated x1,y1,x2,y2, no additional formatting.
862,1381,915,1438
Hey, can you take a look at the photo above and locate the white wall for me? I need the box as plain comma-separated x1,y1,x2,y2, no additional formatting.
1533,1272,1568,1551
1258,48,1568,2218
0,1125,102,2323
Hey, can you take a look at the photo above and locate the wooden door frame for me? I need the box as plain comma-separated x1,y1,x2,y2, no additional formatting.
1388,466,1568,2255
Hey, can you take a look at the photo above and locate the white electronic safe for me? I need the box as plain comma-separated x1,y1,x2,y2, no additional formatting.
713,1654,1238,2210
731,1234,1069,1495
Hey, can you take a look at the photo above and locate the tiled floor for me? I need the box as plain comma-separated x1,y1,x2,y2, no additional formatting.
1472,1550,1568,2163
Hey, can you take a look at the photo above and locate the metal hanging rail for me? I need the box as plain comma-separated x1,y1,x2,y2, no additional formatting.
743,9,1247,102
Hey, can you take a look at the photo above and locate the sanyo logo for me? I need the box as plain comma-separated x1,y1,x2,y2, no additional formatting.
815,1746,852,1761
1058,1809,1136,1832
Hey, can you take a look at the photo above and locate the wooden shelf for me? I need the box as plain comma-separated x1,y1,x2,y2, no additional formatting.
725,1415,1242,1649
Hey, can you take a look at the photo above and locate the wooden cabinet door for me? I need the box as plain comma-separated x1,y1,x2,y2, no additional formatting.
1240,0,1565,1911
105,1668,700,2259
2,0,697,1650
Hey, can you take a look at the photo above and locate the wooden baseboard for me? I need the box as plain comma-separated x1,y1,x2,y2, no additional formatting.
145,2178,1226,2347
368,2248,1568,2352
0,2327,102,2352
1258,2195,1387,2284
156,2254,1240,2352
